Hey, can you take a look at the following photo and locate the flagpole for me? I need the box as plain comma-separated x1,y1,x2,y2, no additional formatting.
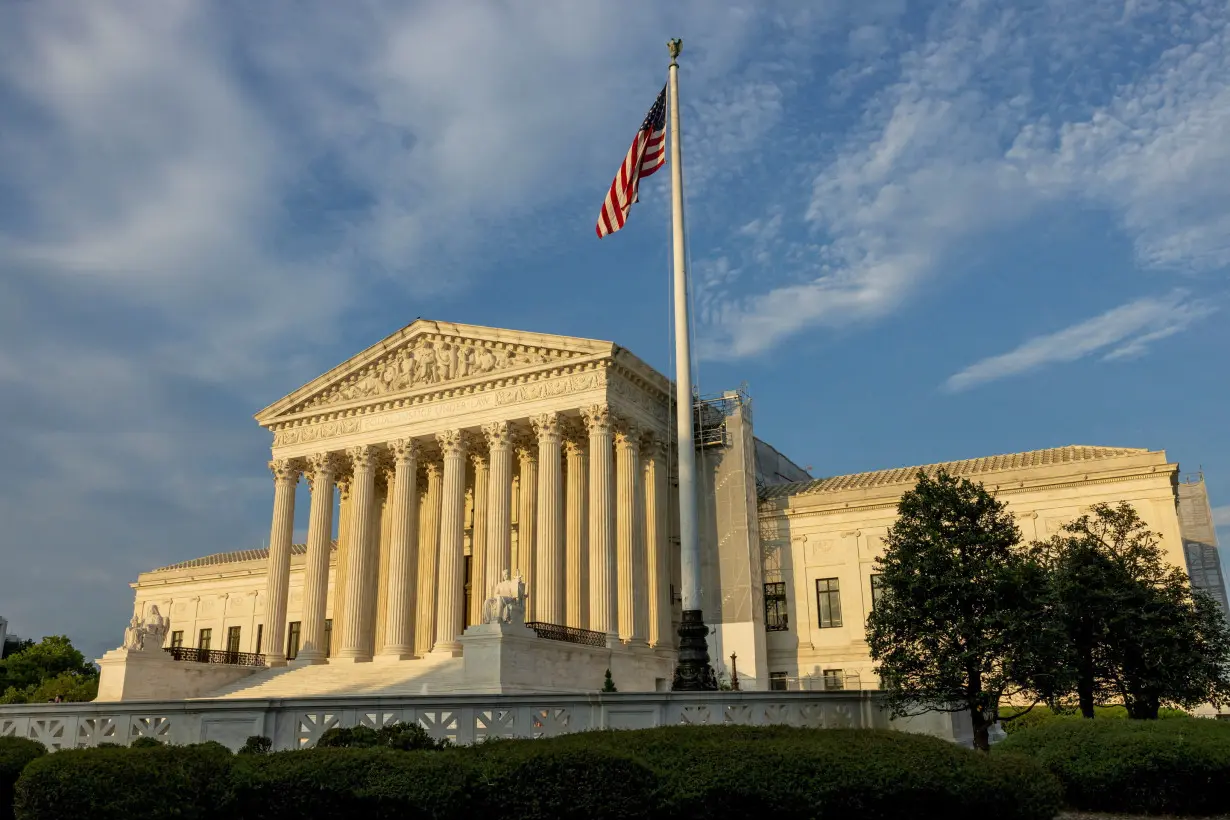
667,37,717,691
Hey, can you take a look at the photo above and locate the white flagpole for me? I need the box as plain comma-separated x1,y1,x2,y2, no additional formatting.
667,38,716,690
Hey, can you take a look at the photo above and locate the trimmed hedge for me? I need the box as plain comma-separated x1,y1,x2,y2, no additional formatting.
13,741,235,820
996,716,1230,815
1000,704,1191,735
13,726,1064,820
0,738,45,820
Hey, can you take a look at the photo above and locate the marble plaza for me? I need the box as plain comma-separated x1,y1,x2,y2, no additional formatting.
83,320,1223,704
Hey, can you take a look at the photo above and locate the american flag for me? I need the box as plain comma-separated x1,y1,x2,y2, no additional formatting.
596,85,667,238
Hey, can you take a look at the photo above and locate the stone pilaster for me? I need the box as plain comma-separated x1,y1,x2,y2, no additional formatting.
643,436,672,648
298,453,336,663
335,444,376,661
433,430,467,654
262,458,300,666
564,429,589,629
483,421,513,601
414,461,442,657
516,438,538,621
583,404,617,636
379,439,419,660
533,412,564,624
468,449,489,627
614,419,645,643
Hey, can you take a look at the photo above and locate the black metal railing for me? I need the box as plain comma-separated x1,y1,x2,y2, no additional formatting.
524,621,607,647
165,646,266,666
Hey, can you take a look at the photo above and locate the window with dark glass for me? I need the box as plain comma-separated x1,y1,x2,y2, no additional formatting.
226,626,241,655
324,619,333,658
286,621,302,661
870,574,885,610
254,624,263,655
769,671,788,691
170,631,184,649
823,669,844,690
815,578,842,628
463,555,473,628
198,628,212,651
764,582,789,631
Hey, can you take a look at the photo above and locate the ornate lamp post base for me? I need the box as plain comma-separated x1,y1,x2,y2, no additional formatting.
671,609,717,691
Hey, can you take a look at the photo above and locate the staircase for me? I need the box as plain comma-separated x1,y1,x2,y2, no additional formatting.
196,654,466,700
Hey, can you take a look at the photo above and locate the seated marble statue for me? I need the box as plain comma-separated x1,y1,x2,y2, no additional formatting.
481,570,527,625
123,614,145,651
123,606,171,652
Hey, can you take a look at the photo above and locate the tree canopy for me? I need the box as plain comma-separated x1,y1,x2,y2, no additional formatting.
0,635,98,704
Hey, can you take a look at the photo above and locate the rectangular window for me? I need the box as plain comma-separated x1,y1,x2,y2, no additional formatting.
769,672,789,691
226,626,241,655
324,619,333,658
823,669,844,690
254,624,263,655
870,574,885,610
170,630,184,649
286,621,302,661
463,555,473,628
764,582,789,632
815,578,843,628
198,628,212,651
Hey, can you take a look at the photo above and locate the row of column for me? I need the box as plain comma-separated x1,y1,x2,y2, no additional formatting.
261,406,674,666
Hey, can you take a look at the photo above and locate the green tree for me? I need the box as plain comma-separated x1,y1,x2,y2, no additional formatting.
866,470,1064,750
1041,503,1230,719
0,635,98,704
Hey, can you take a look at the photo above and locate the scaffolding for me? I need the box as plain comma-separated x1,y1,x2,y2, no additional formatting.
692,384,750,450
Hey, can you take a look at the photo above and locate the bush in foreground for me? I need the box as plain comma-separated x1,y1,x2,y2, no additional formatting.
996,716,1230,815
0,738,44,820
999,703,1191,735
13,741,234,820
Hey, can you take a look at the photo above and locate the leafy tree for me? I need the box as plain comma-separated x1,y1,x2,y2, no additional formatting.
1041,503,1230,719
0,635,98,704
866,470,1064,750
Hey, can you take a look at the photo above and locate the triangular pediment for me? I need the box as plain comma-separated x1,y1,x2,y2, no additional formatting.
256,320,615,425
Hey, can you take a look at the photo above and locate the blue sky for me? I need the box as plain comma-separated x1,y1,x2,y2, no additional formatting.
1,0,1227,660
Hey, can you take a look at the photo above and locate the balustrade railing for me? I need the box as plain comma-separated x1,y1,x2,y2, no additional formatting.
164,646,266,667
524,621,607,647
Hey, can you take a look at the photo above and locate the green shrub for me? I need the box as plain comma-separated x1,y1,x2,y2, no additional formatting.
128,736,165,748
1000,704,1193,734
0,738,45,820
996,716,1230,815
13,741,234,820
238,735,272,755
315,721,448,751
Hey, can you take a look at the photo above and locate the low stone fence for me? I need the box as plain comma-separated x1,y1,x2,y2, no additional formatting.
0,690,972,752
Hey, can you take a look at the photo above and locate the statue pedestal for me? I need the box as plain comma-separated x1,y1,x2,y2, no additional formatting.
457,623,675,694
95,647,260,702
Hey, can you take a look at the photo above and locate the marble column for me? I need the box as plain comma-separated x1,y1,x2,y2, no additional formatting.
614,419,645,644
298,453,336,664
378,439,419,660
433,430,467,654
484,421,513,599
583,405,616,636
564,430,589,629
643,436,671,648
262,458,299,666
516,438,538,621
331,474,353,654
414,462,442,657
335,445,377,661
468,450,489,627
534,412,564,624
367,473,390,656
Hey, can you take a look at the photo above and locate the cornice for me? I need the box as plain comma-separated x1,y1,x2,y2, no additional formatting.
758,466,1180,521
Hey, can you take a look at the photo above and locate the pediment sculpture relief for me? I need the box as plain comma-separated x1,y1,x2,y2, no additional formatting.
299,338,577,411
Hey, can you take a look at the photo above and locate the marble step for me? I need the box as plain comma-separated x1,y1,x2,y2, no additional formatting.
199,655,465,700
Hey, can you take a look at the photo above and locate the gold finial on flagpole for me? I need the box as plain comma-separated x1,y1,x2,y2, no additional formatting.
668,38,682,64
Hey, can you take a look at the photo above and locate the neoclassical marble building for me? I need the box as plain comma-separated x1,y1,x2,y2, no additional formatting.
123,320,1223,697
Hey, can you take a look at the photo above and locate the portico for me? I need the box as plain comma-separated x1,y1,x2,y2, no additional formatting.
255,321,678,668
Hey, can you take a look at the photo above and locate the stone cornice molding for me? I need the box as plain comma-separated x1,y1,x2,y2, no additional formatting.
758,467,1181,521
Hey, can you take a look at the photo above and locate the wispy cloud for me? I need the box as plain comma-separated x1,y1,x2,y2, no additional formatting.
1213,505,1230,529
944,291,1216,392
699,0,1230,359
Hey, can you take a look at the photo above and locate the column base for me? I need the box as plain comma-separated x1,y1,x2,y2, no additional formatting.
265,656,289,668
328,655,374,665
671,610,717,691
429,642,463,658
290,654,328,666
373,650,419,662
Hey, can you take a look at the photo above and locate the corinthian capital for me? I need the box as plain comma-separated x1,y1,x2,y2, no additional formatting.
347,444,376,471
612,416,640,447
389,438,420,466
436,429,466,458
580,404,611,434
269,458,301,486
482,420,512,450
531,412,561,443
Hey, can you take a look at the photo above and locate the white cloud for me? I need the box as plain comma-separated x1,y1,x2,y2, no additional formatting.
944,291,1216,391
699,0,1230,360
1213,505,1230,529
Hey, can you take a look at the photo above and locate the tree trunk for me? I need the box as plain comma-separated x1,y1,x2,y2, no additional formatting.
1077,628,1095,719
970,707,992,752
